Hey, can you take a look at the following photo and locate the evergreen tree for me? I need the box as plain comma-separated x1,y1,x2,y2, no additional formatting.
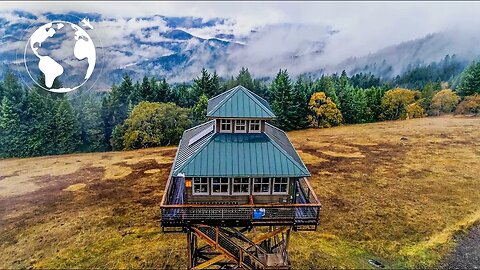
291,77,311,129
1,71,24,106
101,74,134,148
192,68,212,98
315,75,340,106
140,76,152,102
223,76,237,90
210,71,221,97
191,94,209,125
420,82,438,113
270,70,295,131
154,78,170,103
457,61,480,96
0,96,22,157
24,89,57,156
364,87,386,122
236,67,255,90
55,99,81,154
128,79,143,106
76,93,106,152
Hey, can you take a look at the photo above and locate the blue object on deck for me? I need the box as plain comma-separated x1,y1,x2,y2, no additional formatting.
253,208,265,219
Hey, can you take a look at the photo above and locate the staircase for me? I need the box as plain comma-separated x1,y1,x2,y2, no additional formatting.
192,225,274,270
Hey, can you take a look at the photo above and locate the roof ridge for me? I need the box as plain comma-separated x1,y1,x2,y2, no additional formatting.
207,86,241,116
239,87,276,118
263,129,310,176
240,85,269,106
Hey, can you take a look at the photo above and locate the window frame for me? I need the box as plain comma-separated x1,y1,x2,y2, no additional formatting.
211,177,230,195
235,119,247,133
219,119,232,133
232,177,250,195
249,120,261,133
272,177,289,194
252,177,271,195
192,177,209,195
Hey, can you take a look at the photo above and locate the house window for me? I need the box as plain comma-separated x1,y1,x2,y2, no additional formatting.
253,178,270,194
193,177,208,195
249,120,261,133
220,119,232,133
235,120,246,133
212,177,229,194
232,178,250,194
273,177,289,194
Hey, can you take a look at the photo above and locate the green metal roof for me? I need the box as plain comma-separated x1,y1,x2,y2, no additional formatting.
174,133,310,177
207,86,275,118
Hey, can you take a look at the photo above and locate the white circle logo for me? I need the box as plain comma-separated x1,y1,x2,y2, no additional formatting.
24,20,97,93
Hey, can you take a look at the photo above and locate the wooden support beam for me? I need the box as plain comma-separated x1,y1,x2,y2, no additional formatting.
253,226,289,244
187,231,193,269
192,255,227,270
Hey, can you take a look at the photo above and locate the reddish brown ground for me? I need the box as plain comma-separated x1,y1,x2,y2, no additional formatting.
0,116,479,269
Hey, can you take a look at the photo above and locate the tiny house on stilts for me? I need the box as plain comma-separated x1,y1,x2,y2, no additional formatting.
161,86,321,269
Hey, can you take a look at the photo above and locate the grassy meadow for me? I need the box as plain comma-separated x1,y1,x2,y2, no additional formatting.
0,116,479,269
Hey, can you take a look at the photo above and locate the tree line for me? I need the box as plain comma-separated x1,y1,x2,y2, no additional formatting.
1,59,480,158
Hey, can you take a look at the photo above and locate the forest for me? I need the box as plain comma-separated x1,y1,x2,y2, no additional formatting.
1,55,480,158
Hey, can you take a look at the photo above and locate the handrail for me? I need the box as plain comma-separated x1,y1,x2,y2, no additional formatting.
301,177,321,205
161,203,321,208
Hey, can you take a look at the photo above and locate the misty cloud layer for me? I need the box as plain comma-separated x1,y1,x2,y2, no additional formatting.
2,2,480,85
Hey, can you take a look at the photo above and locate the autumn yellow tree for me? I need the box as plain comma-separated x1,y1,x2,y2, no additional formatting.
308,92,343,128
456,94,480,116
430,89,460,115
380,88,424,120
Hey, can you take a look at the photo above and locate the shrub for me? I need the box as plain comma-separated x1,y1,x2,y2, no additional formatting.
455,95,480,116
430,89,460,115
308,92,343,128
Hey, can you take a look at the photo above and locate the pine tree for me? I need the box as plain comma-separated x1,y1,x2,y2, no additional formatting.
24,89,57,156
291,78,311,129
101,74,134,148
236,67,255,90
55,99,81,154
457,61,480,96
154,78,170,103
191,94,209,125
0,96,22,157
210,71,221,97
192,68,212,98
315,75,340,107
78,94,106,152
270,70,295,131
128,80,142,106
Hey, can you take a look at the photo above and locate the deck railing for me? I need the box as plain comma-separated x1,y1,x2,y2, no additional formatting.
160,178,321,227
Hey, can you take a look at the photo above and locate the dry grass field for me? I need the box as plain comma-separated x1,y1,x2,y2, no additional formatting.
0,116,479,269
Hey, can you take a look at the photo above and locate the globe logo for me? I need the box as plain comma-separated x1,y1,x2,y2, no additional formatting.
24,20,96,93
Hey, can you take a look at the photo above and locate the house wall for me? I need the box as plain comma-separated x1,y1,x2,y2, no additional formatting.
184,177,297,205
214,118,267,133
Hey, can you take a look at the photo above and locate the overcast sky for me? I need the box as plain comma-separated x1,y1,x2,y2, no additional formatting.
3,1,480,80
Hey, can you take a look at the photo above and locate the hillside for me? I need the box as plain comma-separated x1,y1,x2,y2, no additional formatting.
0,116,479,268
2,10,480,85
